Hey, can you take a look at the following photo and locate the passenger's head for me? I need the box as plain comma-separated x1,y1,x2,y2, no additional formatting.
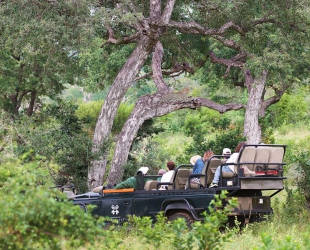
137,167,149,175
222,148,231,156
235,142,247,153
158,169,166,175
190,155,201,165
166,161,175,171
203,150,214,160
222,148,231,158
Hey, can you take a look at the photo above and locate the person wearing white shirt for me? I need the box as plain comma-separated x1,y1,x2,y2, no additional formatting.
160,161,175,189
209,142,246,188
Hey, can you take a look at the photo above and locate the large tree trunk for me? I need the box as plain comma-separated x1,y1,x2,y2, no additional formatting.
27,90,37,116
106,40,245,184
243,70,268,144
88,36,155,189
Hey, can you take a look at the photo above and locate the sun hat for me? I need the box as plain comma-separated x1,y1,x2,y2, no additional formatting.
137,167,149,174
190,155,201,165
222,148,231,155
158,169,167,175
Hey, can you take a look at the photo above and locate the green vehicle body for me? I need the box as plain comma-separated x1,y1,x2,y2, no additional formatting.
72,144,286,225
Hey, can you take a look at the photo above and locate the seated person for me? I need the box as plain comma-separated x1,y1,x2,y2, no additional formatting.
193,150,214,175
114,167,149,189
159,161,175,189
209,142,246,188
190,155,201,165
157,169,167,181
222,148,231,159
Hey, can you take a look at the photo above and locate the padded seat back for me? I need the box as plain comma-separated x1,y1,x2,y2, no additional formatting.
144,180,160,190
254,147,270,171
268,146,285,169
238,146,257,172
174,169,190,189
204,159,222,185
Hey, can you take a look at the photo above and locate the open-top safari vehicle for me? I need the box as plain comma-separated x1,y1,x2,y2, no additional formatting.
71,144,286,225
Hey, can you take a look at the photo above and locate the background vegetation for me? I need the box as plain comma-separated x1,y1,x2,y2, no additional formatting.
1,0,310,249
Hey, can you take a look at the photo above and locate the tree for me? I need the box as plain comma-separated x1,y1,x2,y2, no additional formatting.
0,0,92,116
89,0,310,186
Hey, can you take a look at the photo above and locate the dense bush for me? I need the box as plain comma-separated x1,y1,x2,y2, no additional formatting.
76,100,134,135
267,90,309,129
178,127,245,163
285,137,310,207
11,101,94,193
121,191,238,250
0,162,106,250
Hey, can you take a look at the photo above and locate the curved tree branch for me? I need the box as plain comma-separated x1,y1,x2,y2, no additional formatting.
167,20,245,36
160,0,176,25
152,41,169,93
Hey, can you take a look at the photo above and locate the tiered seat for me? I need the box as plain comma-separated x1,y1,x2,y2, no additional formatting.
144,180,160,190
188,157,222,189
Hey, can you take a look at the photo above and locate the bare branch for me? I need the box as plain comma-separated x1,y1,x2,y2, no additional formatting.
152,41,169,93
167,21,245,36
244,69,254,88
245,18,276,31
161,0,176,24
150,0,161,23
101,31,140,47
153,97,245,116
262,84,288,109
134,61,194,82
211,35,241,50
209,51,245,77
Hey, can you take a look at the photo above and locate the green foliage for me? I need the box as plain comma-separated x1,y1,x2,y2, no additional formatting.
124,139,170,180
76,100,134,135
0,0,93,115
181,127,245,162
0,160,22,188
267,91,309,129
112,103,135,134
76,100,104,130
0,161,109,250
188,192,238,250
120,191,237,250
205,127,246,155
13,101,94,193
183,108,233,137
272,188,306,225
291,151,310,203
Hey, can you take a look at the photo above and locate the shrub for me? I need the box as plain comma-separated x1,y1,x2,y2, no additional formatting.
120,191,237,250
0,162,106,250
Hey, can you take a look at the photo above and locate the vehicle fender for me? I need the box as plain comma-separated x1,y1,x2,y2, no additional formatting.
162,199,196,218
76,203,88,212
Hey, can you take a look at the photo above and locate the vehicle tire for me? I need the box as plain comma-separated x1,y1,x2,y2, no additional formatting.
168,212,195,228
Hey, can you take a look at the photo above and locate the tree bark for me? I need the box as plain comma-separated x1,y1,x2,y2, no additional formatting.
106,41,244,184
27,90,37,116
243,70,268,144
89,36,156,188
107,92,245,184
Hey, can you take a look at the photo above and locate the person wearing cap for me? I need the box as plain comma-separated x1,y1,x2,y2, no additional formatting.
159,161,176,189
114,167,150,189
209,142,246,188
221,148,231,163
222,148,231,158
157,168,167,181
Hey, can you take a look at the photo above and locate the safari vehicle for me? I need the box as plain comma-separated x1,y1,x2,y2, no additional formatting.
72,144,286,225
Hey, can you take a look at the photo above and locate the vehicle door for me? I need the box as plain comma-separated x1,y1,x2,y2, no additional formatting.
99,192,134,224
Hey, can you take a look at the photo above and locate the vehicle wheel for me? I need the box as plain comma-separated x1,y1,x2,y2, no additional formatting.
168,212,195,228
